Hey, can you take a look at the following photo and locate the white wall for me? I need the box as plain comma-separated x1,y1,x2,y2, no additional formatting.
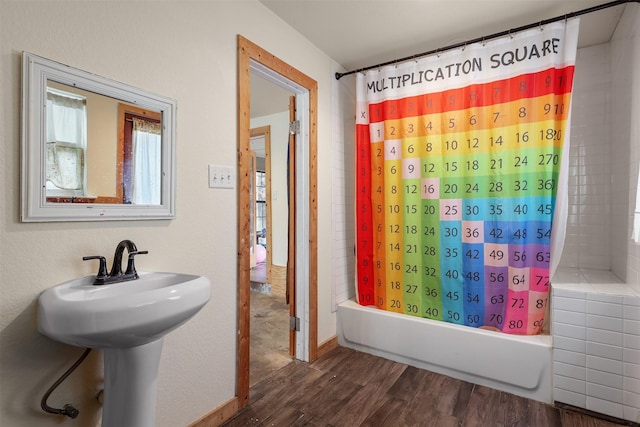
0,1,335,426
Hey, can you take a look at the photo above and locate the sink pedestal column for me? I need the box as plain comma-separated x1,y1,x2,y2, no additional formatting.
102,339,164,427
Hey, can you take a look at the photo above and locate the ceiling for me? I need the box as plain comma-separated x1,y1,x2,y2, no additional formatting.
252,0,628,118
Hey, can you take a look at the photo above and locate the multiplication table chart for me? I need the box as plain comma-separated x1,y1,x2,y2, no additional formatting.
355,21,578,335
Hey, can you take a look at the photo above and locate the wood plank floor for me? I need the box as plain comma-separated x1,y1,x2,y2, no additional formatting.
223,346,633,427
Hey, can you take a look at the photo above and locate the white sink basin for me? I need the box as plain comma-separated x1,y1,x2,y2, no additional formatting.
38,271,211,348
38,270,211,427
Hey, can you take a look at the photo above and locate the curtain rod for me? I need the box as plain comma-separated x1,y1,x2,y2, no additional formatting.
335,0,638,80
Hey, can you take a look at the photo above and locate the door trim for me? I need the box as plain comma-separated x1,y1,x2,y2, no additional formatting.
237,35,318,408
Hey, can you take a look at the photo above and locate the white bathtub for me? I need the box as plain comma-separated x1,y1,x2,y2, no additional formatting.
337,299,553,403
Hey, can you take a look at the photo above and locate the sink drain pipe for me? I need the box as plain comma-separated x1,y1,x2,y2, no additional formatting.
41,348,92,419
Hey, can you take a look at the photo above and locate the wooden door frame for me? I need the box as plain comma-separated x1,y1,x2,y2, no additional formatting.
237,35,318,408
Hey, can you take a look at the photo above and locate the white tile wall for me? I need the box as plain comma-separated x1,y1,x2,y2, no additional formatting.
587,300,623,317
556,360,587,380
587,354,623,375
555,388,587,408
556,335,586,353
558,4,639,293
552,284,640,422
587,328,623,347
586,341,623,360
610,4,640,291
331,60,356,311
586,312,624,330
559,43,612,271
587,368,623,389
625,309,640,422
587,396,624,419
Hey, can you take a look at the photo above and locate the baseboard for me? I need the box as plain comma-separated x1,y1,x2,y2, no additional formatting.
317,336,338,358
189,397,239,427
554,402,639,427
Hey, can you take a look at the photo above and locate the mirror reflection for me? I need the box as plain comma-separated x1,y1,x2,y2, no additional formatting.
45,81,162,205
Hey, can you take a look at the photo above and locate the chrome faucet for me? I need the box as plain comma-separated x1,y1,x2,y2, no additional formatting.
83,240,148,285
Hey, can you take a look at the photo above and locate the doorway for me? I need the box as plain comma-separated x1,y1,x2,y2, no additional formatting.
237,35,318,409
248,125,291,385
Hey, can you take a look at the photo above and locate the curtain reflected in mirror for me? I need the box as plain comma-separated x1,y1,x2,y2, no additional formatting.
126,116,161,204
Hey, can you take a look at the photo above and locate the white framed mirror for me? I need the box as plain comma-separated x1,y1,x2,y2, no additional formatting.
21,52,177,222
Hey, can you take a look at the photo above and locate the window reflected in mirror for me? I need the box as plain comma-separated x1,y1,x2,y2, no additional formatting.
45,85,88,201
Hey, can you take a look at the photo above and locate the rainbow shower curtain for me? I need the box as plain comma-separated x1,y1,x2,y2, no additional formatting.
355,20,580,335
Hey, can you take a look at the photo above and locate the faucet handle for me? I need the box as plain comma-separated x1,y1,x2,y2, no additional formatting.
82,256,108,278
125,250,148,276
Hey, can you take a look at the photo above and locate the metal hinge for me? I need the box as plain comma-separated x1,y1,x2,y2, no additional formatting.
289,120,300,135
289,316,300,331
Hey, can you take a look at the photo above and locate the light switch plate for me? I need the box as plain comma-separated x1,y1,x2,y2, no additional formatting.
208,164,235,189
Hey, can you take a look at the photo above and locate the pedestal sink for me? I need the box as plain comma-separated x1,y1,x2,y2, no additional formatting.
38,271,211,427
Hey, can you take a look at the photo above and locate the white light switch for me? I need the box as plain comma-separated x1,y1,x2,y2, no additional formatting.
208,164,235,189
208,165,217,188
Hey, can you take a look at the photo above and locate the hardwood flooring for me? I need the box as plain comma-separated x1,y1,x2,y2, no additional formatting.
223,346,632,427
